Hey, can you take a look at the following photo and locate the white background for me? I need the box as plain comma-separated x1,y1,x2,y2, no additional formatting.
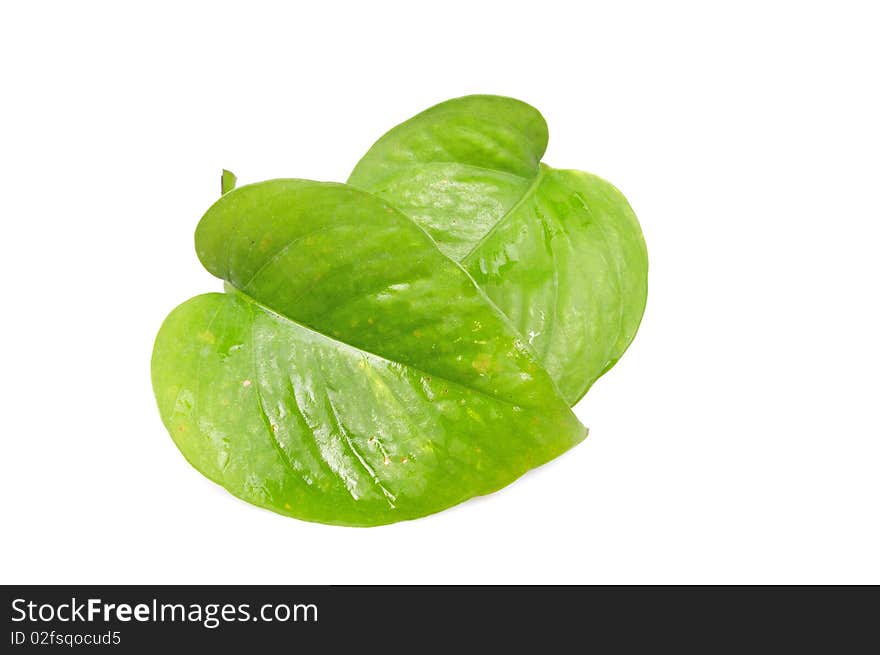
2,1,878,584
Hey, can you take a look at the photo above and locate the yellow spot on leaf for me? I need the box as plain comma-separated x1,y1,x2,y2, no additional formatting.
197,330,216,344
242,379,252,387
472,353,492,374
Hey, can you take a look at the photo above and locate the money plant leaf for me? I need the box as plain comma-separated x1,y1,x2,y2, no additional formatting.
349,95,648,404
152,180,586,526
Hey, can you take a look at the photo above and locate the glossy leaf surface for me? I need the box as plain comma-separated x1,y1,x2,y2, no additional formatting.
152,180,586,526
349,95,648,403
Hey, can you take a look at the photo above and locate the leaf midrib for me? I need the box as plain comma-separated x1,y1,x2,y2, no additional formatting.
225,283,543,412
358,159,548,265
459,163,547,262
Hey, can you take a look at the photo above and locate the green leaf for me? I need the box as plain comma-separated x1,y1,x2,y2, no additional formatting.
152,180,586,526
220,169,237,195
349,95,648,403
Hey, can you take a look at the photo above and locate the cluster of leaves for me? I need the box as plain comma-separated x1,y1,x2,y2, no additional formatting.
152,95,648,526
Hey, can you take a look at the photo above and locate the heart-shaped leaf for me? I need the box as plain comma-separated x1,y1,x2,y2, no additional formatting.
349,95,648,403
152,180,586,526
